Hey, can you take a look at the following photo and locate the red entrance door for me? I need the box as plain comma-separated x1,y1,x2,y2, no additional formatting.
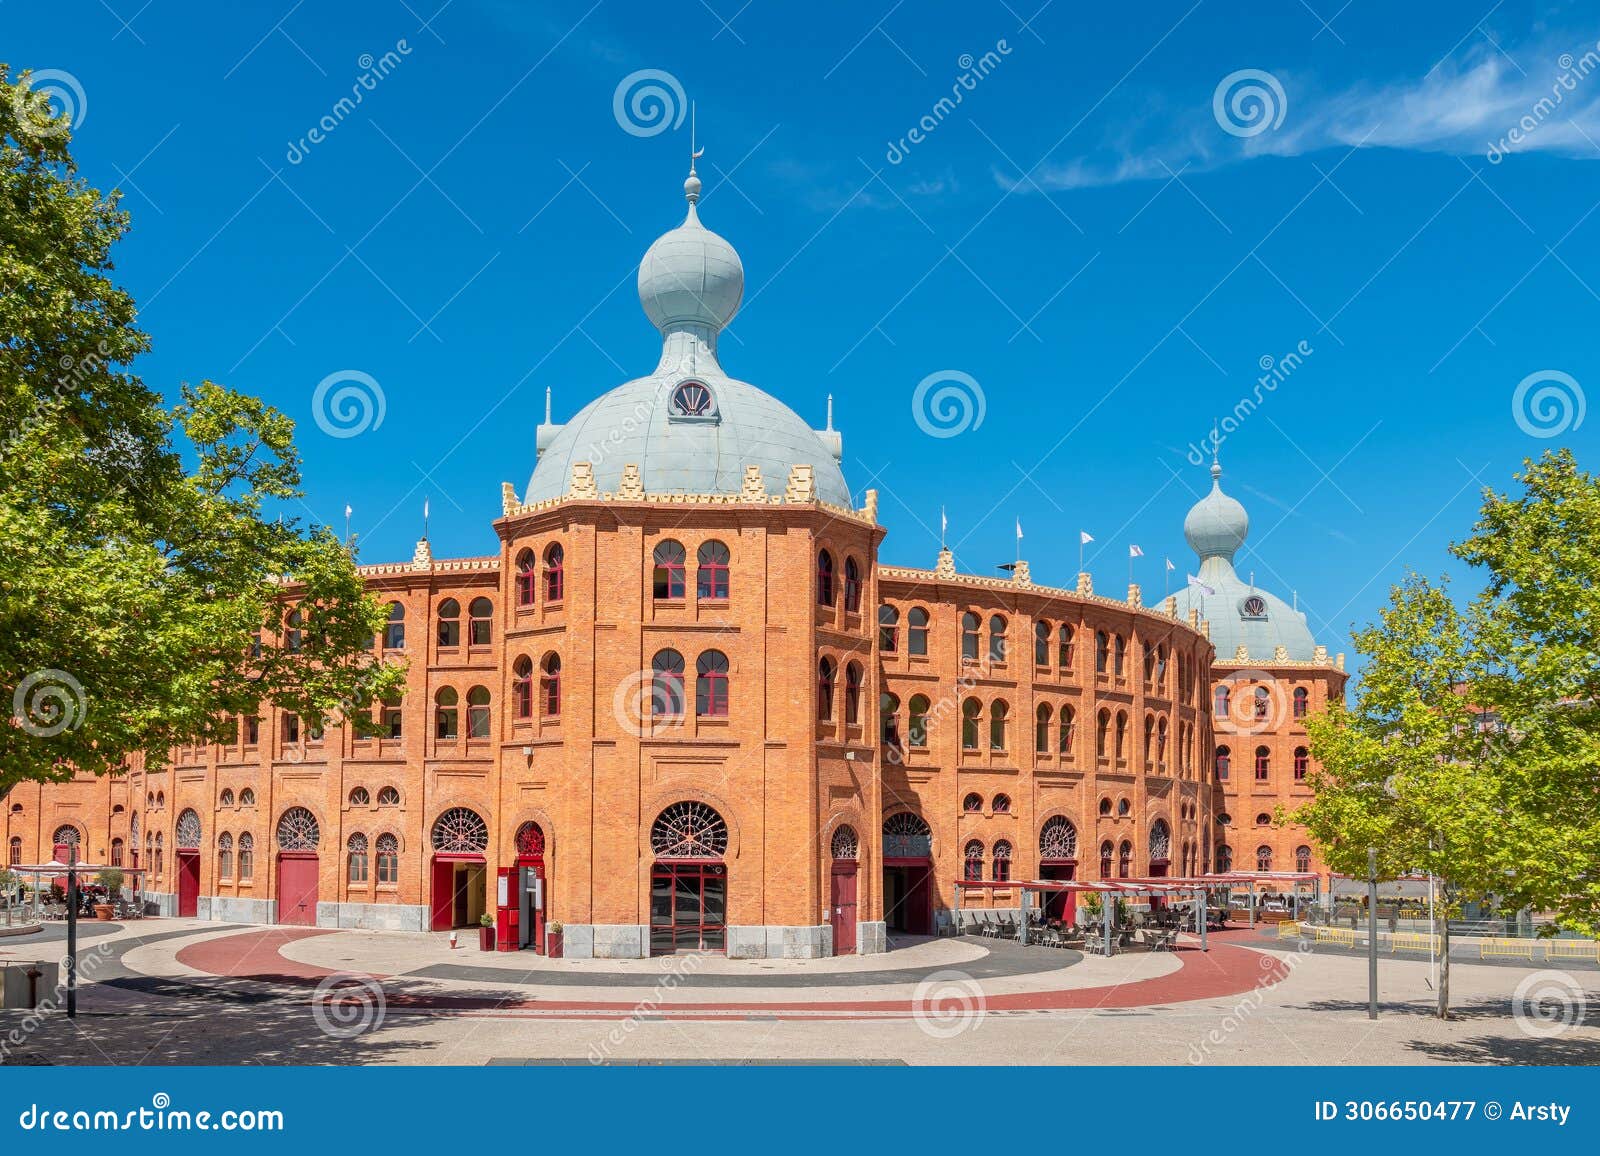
430,859,455,931
276,853,318,925
830,864,858,955
176,851,200,917
1040,863,1076,924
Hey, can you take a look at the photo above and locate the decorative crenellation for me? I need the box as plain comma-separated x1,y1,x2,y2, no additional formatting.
616,463,646,500
1076,572,1093,596
411,537,433,569
356,555,499,577
783,463,815,503
740,465,768,502
1127,582,1142,608
1012,560,1031,586
567,462,599,499
863,488,879,522
934,548,956,579
501,482,519,516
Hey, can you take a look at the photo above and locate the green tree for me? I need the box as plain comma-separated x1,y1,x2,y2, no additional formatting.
1,65,404,793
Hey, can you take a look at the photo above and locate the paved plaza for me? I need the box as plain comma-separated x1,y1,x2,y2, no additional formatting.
2,919,1596,1065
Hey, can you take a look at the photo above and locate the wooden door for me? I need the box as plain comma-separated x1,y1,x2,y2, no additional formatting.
430,859,454,930
276,854,318,926
176,851,200,917
830,864,858,954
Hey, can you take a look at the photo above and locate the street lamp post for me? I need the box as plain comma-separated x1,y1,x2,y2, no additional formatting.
1366,846,1378,1020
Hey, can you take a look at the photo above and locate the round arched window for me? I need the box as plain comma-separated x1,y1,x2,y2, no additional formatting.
830,824,859,860
175,809,202,850
276,807,320,851
1039,816,1078,861
431,808,489,854
515,821,545,859
650,802,728,859
670,379,714,417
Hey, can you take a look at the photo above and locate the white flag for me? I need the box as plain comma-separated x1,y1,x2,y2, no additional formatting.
941,506,948,539
1165,557,1176,572
1080,530,1094,545
1186,573,1215,596
1016,518,1024,541
1129,544,1143,558
423,498,430,520
344,503,353,519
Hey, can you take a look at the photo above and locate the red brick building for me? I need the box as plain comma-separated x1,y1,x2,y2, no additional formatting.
4,171,1344,956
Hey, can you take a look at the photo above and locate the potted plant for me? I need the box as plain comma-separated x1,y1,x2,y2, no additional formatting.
478,911,496,951
93,869,124,920
545,920,564,959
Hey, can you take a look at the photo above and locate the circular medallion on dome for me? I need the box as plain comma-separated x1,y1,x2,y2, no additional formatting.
1240,595,1267,618
669,379,717,420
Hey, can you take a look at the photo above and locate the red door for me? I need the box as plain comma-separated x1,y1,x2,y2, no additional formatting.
176,851,200,917
276,854,318,926
830,864,858,955
430,859,455,931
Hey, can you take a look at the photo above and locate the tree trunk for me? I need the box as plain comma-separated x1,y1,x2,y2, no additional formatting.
1437,911,1451,1019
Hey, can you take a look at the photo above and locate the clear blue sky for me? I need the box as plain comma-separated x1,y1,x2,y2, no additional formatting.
11,1,1600,670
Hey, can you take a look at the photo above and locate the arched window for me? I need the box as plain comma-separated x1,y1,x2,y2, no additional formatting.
961,698,981,751
238,833,254,881
962,792,983,813
515,549,537,606
1254,812,1272,827
220,789,235,807
1295,845,1312,872
512,657,533,719
383,601,405,649
1216,843,1232,873
1096,709,1110,758
1256,845,1273,871
963,840,985,882
347,833,369,883
110,838,125,867
540,655,561,717
878,605,899,652
1040,816,1077,861
1035,703,1053,753
988,615,1007,663
817,657,835,720
1143,715,1156,763
992,793,1011,814
431,808,489,854
216,834,230,878
468,597,493,645
880,693,900,746
1057,624,1074,668
653,540,687,599
376,833,398,883
349,787,370,807
883,812,932,858
1293,686,1309,719
1293,746,1310,780
816,550,835,607
1157,717,1168,764
9,837,22,865
153,833,163,877
908,694,930,748
1034,621,1051,666
989,700,1009,751
1214,685,1231,716
1254,745,1270,781
652,649,686,719
515,822,545,859
1117,798,1131,817
1114,711,1128,760
696,540,729,600
1118,840,1132,878
907,607,930,655
992,840,1012,882
831,825,858,860
437,598,461,646
376,786,399,806
1149,819,1171,865
1112,634,1126,676
1099,839,1113,878
276,807,320,851
285,607,304,653
843,557,862,613
435,687,459,739
177,811,202,851
844,662,863,725
239,788,256,807
467,685,491,737
960,612,980,662
1215,744,1231,779
651,802,728,859
1095,630,1109,673
696,650,729,717
544,543,565,602
1058,705,1075,756
282,713,300,744
1253,686,1270,721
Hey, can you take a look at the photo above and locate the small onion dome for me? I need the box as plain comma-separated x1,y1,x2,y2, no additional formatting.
637,194,744,334
1184,459,1250,562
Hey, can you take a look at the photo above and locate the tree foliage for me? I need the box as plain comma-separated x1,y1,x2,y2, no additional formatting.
1,65,404,793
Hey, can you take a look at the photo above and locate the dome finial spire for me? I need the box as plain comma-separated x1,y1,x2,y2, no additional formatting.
684,101,703,205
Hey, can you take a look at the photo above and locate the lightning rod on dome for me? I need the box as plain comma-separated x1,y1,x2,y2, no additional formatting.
544,385,552,424
825,393,834,431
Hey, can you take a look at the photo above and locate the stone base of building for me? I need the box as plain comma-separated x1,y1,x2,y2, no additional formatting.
142,891,177,917
950,907,1022,934
198,895,275,924
560,924,841,960
317,901,428,932
856,920,887,954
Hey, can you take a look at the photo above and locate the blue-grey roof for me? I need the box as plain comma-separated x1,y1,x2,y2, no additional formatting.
1171,461,1318,662
525,179,849,507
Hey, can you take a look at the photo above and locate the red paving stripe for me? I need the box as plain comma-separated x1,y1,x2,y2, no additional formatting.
171,927,1289,1017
